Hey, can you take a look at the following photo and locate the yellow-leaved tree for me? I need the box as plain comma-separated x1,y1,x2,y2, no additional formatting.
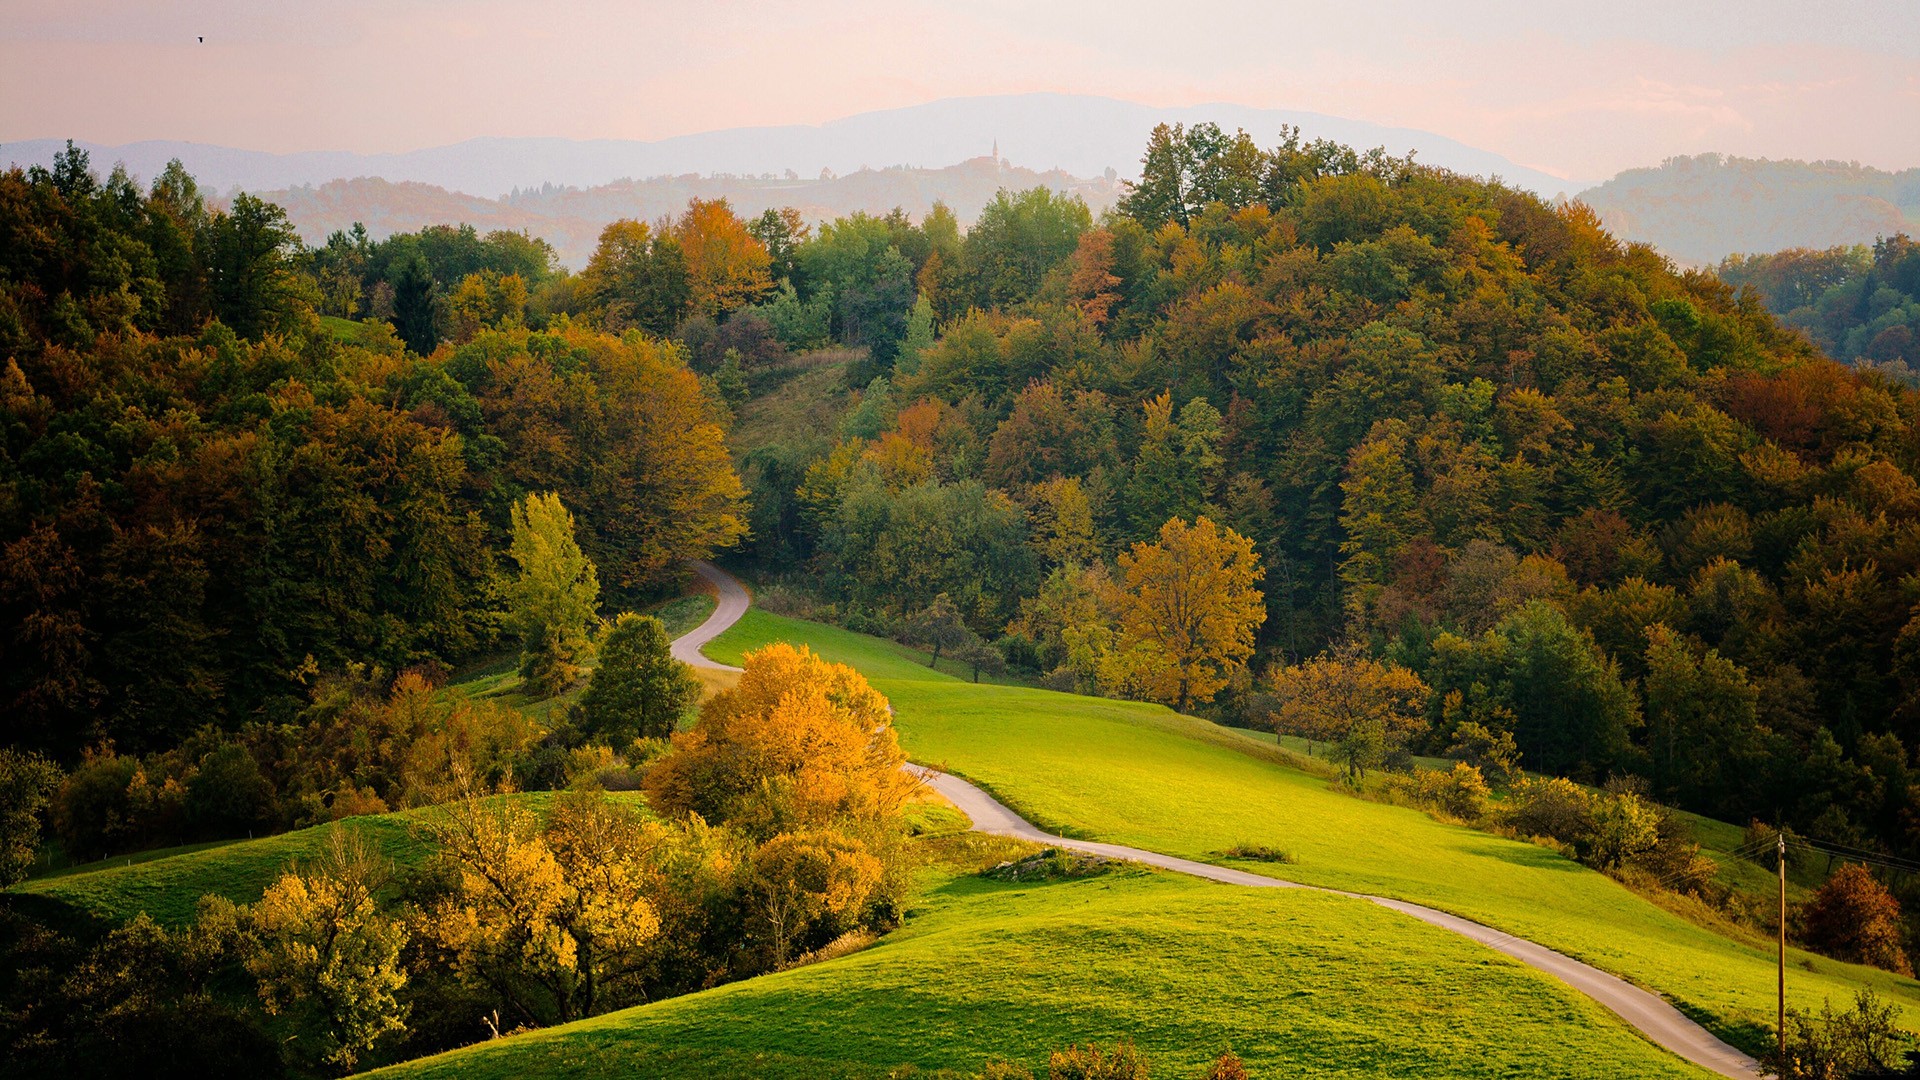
1109,515,1265,713
644,642,914,968
644,642,913,838
417,789,661,1026
246,827,410,1072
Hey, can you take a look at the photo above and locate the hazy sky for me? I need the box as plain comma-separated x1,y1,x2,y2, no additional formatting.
4,0,1917,180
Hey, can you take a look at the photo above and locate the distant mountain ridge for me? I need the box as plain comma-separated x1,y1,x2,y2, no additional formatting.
255,159,1120,267
1576,154,1920,266
0,92,1583,199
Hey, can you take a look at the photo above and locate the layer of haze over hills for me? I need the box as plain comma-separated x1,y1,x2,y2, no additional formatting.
1,93,1583,199
9,92,1919,269
257,160,1120,268
1578,154,1920,266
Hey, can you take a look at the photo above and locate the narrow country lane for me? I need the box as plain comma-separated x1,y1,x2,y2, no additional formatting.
672,561,749,672
670,562,1768,1080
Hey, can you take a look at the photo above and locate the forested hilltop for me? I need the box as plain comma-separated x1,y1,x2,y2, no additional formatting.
730,123,1920,868
16,126,1920,860
11,124,1920,1074
0,146,747,761
1720,236,1920,384
1579,153,1920,266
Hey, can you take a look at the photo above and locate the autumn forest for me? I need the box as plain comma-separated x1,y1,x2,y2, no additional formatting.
9,118,1920,1077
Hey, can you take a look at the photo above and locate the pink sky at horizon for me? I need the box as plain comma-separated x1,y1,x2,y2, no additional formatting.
3,0,1917,181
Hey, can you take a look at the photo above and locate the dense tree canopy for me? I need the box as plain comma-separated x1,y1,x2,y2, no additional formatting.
1721,234,1920,381
736,126,1920,865
0,155,745,759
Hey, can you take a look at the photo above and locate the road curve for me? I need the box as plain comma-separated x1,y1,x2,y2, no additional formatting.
669,562,1767,1080
672,561,748,673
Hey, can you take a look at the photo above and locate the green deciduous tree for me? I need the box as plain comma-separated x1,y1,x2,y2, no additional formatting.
508,492,601,696
577,613,700,744
203,192,305,339
0,748,61,887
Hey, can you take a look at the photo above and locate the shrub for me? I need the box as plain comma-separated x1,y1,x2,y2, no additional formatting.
1442,720,1521,783
1048,1041,1150,1080
1802,864,1913,975
1198,1052,1249,1080
980,1062,1036,1080
1771,990,1913,1079
1504,775,1594,843
1214,843,1298,864
1413,763,1491,821
1583,789,1662,871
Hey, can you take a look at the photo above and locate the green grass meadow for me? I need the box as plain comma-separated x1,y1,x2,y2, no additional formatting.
29,600,1920,1079
704,608,1920,1051
369,862,1707,1080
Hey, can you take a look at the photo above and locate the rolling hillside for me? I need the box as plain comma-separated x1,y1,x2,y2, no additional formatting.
355,603,1920,1078
701,612,1920,1047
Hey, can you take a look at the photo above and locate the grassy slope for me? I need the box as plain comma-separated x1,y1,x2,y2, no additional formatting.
13,792,636,926
706,609,1920,1049
371,862,1704,1080
728,352,855,466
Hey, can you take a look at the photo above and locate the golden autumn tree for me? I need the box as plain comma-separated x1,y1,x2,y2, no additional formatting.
674,198,774,318
246,827,410,1072
748,828,885,966
643,642,914,838
1268,645,1429,780
1109,516,1264,713
417,789,661,1026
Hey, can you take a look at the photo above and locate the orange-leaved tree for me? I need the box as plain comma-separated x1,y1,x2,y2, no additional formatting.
643,642,914,838
1109,515,1264,713
1268,645,1429,780
1802,863,1912,975
674,198,773,318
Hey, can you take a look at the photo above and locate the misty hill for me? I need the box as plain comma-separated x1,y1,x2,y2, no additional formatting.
256,157,1120,267
1,92,1581,200
1576,154,1920,266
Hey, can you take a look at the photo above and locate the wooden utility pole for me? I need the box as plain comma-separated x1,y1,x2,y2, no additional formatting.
1778,832,1787,1063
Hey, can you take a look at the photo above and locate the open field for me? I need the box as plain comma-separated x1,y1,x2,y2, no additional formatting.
705,608,1920,1051
367,861,1708,1080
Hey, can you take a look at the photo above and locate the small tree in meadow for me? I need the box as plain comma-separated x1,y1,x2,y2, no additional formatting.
957,639,1008,683
1802,863,1913,975
899,594,977,668
1267,644,1428,781
577,613,701,744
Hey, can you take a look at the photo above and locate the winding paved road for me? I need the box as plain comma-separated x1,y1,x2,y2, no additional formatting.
671,561,750,672
670,562,1767,1080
